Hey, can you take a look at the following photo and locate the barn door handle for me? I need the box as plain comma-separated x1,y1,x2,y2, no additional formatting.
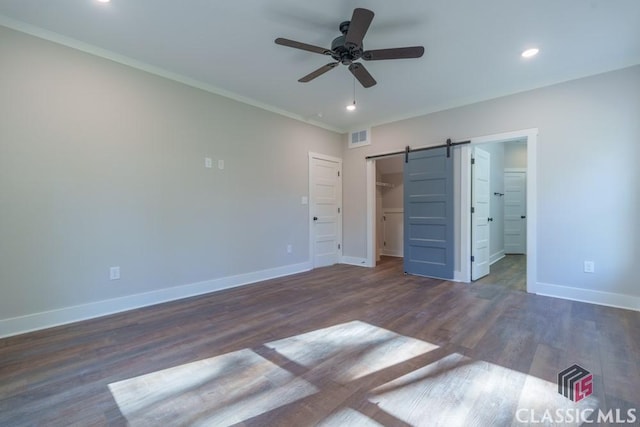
313,216,318,221
521,215,526,219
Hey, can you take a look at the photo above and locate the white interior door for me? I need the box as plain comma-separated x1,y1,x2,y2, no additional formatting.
504,171,526,254
472,147,491,280
309,154,342,268
382,209,403,257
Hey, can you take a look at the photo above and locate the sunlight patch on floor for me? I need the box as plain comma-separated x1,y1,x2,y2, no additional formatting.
265,320,438,383
316,408,385,427
369,353,599,427
108,348,317,426
107,321,593,426
108,321,437,425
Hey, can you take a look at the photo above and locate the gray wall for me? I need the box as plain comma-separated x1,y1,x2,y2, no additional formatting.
343,65,640,299
0,26,342,323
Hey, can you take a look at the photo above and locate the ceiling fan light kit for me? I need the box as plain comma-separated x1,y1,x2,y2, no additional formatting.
275,8,425,88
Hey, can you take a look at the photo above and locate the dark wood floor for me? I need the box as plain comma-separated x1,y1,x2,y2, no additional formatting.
475,255,526,292
1,258,638,426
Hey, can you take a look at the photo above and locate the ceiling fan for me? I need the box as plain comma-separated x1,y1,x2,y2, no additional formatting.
275,8,424,88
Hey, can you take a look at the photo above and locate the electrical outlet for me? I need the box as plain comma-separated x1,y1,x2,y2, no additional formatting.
287,244,292,254
110,266,121,280
205,157,212,168
218,159,225,170
584,261,595,273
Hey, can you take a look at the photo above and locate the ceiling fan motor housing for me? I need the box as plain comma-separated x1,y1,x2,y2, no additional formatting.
331,23,363,65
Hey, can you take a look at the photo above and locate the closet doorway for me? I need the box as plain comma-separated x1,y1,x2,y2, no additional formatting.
374,155,404,264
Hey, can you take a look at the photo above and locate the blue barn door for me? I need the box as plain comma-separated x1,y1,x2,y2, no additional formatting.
403,147,454,279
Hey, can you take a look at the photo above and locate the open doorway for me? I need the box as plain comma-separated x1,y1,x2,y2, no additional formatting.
470,139,527,291
460,128,537,294
374,155,404,266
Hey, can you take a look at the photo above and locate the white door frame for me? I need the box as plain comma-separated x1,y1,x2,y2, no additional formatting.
460,128,537,293
366,159,377,267
309,152,343,268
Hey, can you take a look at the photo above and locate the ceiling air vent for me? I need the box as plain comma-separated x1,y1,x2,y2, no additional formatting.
349,128,371,148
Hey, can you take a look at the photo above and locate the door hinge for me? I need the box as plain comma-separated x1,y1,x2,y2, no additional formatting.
384,241,386,246
383,215,386,221
338,207,341,214
471,256,475,262
338,243,341,250
337,171,340,177
471,158,475,165
471,207,475,214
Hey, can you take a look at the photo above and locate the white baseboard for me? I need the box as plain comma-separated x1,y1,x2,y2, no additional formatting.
536,282,640,312
341,256,371,267
0,261,312,339
381,251,403,258
490,250,506,265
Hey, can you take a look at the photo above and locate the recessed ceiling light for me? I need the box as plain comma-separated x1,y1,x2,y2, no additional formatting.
521,48,539,58
96,0,111,3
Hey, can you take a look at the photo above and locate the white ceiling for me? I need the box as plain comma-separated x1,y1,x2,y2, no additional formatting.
1,0,639,133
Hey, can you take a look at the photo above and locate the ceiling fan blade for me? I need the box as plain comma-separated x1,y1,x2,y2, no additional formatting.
275,38,332,55
344,8,374,48
348,63,377,88
298,62,339,82
363,46,425,61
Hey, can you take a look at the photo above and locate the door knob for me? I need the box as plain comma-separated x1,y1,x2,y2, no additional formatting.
488,217,494,222
521,215,526,219
313,216,318,221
